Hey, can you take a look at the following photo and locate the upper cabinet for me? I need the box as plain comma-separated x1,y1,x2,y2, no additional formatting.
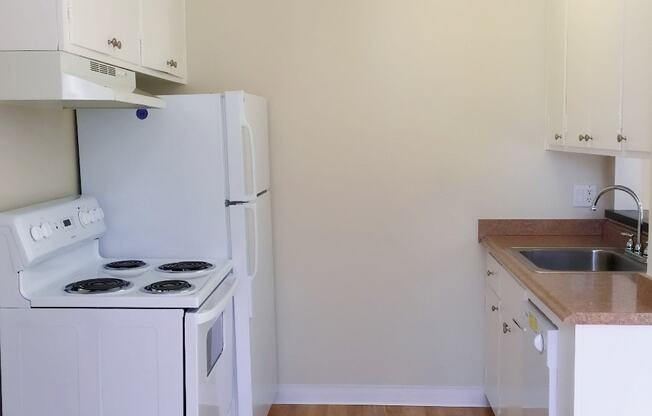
545,0,652,156
544,0,567,148
141,0,187,79
0,0,187,84
68,0,141,66
621,0,652,154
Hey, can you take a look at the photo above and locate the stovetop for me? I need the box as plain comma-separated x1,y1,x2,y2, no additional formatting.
23,257,233,309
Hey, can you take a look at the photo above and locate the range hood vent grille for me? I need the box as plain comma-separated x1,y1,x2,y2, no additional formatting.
89,60,116,77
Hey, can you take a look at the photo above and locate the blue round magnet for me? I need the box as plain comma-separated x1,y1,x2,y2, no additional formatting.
136,108,149,120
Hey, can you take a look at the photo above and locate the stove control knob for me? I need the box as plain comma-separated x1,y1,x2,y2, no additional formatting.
40,223,53,238
30,225,43,241
91,208,102,222
79,211,91,226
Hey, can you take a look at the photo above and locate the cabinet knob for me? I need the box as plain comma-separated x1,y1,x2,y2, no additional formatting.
502,322,511,334
554,134,562,141
491,305,499,312
617,134,627,143
167,59,178,68
585,134,593,141
486,270,495,277
107,38,122,49
578,134,585,142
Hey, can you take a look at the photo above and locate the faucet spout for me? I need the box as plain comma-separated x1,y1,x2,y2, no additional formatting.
592,185,645,255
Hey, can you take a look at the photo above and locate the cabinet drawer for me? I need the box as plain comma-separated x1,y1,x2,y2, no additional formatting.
485,254,501,296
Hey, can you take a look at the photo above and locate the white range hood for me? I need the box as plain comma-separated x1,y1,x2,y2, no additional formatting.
0,51,164,109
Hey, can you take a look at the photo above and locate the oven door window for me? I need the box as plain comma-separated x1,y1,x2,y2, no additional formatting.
206,312,225,376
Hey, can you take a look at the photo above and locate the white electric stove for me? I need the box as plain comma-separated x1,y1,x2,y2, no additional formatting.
0,196,238,416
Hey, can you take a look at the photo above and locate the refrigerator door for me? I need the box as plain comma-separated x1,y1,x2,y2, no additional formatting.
230,191,278,416
224,91,271,201
77,94,230,260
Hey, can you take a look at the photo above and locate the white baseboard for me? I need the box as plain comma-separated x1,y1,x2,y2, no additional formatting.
276,384,488,407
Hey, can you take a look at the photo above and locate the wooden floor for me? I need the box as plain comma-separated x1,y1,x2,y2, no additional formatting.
269,405,494,416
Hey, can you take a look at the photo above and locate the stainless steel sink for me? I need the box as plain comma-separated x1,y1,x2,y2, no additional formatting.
513,248,647,273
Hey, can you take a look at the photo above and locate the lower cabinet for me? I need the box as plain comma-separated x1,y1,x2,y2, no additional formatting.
484,254,527,416
485,251,652,416
484,288,501,410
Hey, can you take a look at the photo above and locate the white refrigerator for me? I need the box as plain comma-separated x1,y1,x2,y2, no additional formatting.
77,92,279,416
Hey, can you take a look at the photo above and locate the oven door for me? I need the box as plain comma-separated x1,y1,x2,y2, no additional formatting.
185,272,238,416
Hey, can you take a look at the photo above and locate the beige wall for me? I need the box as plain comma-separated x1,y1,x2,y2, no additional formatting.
143,0,613,387
0,105,78,211
614,157,650,209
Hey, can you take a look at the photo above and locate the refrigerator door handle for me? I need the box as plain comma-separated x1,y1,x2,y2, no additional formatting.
242,119,258,201
244,202,259,280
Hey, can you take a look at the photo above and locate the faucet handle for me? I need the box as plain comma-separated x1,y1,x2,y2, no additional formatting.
621,232,635,251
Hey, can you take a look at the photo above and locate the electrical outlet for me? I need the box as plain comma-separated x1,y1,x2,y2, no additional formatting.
573,184,597,208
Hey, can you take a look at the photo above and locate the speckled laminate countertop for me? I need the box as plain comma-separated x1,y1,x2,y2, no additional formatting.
483,235,652,325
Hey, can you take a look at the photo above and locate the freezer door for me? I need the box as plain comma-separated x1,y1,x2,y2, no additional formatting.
77,94,230,260
230,192,278,416
224,91,271,201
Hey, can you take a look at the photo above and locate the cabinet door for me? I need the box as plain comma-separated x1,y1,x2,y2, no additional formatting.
68,0,113,56
168,0,187,79
565,0,592,149
142,0,187,78
621,0,652,153
566,0,624,150
585,0,624,150
498,304,525,416
484,287,501,413
110,0,141,65
141,0,171,73
544,0,567,147
68,0,139,65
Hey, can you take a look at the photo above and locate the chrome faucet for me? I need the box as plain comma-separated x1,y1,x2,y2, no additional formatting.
591,185,646,256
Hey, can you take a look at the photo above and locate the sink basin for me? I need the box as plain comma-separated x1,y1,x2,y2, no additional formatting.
513,248,646,273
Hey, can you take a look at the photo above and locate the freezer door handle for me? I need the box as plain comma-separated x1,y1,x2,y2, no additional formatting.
242,119,258,201
244,202,259,280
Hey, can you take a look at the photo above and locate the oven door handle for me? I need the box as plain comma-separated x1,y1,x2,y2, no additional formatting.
193,274,239,325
